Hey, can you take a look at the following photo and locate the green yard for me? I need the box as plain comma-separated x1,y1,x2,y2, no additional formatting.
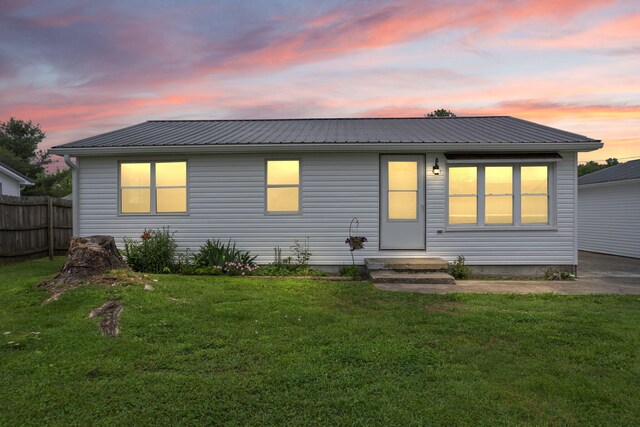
1,258,639,425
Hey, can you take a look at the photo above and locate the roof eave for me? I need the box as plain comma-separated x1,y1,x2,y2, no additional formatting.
0,166,35,185
49,141,603,156
578,177,640,188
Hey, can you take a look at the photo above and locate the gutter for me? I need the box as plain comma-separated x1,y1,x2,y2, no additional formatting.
48,141,604,156
64,155,80,236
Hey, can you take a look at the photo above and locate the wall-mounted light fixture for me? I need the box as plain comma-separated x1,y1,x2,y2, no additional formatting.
432,158,440,175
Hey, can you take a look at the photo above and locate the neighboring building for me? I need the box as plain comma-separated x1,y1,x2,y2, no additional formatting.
0,162,34,196
48,116,602,274
578,159,640,258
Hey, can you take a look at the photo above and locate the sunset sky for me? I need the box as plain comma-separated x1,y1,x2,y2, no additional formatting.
1,0,639,165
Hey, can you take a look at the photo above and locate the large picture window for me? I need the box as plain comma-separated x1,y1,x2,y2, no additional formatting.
448,164,550,227
266,160,300,213
120,161,187,214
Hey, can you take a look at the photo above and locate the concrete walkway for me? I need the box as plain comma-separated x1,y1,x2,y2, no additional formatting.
375,252,640,295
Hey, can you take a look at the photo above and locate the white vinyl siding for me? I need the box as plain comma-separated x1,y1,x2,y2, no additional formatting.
0,170,22,196
76,151,578,265
578,180,640,258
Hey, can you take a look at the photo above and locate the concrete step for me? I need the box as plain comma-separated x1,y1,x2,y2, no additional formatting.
365,257,449,272
369,270,456,285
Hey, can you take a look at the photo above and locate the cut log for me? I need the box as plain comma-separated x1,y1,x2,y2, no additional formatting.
40,235,129,291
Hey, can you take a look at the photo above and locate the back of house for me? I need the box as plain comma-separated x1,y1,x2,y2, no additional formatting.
49,116,602,275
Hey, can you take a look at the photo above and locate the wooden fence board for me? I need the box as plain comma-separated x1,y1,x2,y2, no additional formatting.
0,195,72,264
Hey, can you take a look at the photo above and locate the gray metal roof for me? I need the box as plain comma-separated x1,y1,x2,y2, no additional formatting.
50,116,600,150
578,159,640,185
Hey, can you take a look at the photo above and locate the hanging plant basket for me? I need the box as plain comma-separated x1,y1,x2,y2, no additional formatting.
345,218,367,266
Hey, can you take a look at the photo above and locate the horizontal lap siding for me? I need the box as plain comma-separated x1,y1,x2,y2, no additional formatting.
578,181,640,258
78,152,577,265
0,172,21,196
78,154,380,264
421,151,577,265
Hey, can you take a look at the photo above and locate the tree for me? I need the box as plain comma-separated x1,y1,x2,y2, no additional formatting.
1,117,70,196
24,168,72,197
426,109,456,118
578,158,619,177
0,118,49,178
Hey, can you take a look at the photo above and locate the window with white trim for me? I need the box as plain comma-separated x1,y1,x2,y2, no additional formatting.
448,164,550,226
266,160,300,213
120,161,187,214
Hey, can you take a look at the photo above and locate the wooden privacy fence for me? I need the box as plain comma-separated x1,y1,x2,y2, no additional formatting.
0,195,73,264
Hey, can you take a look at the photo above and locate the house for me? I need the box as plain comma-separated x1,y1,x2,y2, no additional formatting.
48,117,602,275
578,159,640,258
0,162,34,196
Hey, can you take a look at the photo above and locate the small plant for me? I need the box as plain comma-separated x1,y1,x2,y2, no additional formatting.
291,238,311,266
340,265,361,279
544,268,575,281
193,239,257,270
254,240,324,276
449,255,471,280
123,228,177,273
345,236,368,251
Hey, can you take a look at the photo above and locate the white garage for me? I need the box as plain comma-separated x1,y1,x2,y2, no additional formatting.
578,160,640,258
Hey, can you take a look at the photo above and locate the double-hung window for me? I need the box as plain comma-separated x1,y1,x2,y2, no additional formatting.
266,160,300,213
448,164,550,227
120,161,187,214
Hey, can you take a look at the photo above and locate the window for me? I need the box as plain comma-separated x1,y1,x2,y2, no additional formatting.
120,161,187,214
485,166,513,224
388,161,418,220
448,167,477,224
156,162,187,213
266,160,300,213
521,166,548,224
121,163,151,213
448,164,550,226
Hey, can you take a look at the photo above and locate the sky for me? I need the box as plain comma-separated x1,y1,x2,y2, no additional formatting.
1,0,639,166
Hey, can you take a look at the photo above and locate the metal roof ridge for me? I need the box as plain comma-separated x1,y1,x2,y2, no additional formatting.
145,116,511,123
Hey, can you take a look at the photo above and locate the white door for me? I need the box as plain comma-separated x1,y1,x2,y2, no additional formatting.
380,155,426,250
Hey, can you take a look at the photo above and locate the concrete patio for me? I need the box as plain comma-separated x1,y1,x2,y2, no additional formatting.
374,251,640,295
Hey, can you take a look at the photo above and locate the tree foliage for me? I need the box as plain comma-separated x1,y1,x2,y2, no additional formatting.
578,158,619,176
0,117,71,196
426,109,456,118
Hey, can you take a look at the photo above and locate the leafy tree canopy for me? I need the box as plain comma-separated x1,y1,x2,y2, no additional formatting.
577,158,619,176
0,118,71,197
426,109,456,118
0,118,49,178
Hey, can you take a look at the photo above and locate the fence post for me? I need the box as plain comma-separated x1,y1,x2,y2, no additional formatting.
48,196,54,260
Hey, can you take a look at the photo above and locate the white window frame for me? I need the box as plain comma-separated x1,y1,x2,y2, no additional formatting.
118,160,189,216
265,159,302,215
446,162,556,230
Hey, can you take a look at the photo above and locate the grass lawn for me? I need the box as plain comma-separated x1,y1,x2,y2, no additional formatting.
1,258,639,425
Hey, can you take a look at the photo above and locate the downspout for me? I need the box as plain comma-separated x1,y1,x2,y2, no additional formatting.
64,155,80,236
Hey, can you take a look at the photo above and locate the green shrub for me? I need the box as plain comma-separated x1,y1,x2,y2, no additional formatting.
340,265,361,279
544,268,575,281
449,255,471,280
192,239,257,275
123,228,177,273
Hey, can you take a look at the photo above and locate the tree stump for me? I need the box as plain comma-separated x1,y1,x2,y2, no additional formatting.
41,236,129,290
